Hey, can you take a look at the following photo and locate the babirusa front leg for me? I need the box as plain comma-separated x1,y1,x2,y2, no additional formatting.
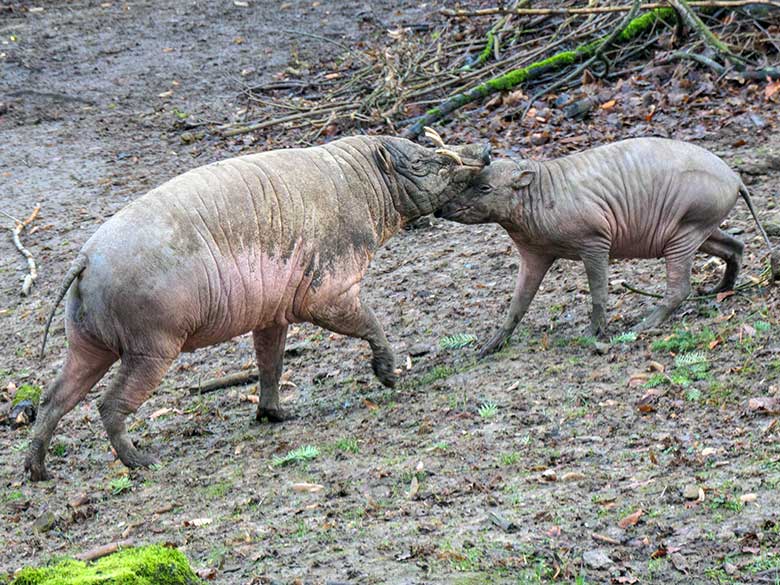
310,293,396,388
253,324,289,423
582,249,610,338
479,252,555,357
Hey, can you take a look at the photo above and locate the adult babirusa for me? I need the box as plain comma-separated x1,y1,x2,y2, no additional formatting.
436,138,779,357
27,129,490,481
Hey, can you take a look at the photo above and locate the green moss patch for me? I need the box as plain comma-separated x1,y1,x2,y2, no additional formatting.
11,545,201,585
12,384,41,407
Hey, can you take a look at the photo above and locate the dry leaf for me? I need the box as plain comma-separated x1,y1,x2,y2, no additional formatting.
363,398,378,411
671,552,689,574
187,517,212,527
651,545,668,559
600,99,616,110
149,407,172,420
765,79,780,99
739,493,757,504
291,482,324,493
715,310,734,322
716,290,735,302
196,567,217,580
561,471,586,482
618,509,643,529
627,372,649,387
647,361,664,373
748,397,780,414
408,475,419,499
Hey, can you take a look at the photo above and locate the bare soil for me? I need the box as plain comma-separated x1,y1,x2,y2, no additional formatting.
1,2,779,584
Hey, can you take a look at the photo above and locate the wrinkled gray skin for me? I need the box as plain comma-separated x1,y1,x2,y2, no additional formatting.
27,135,490,481
436,138,779,357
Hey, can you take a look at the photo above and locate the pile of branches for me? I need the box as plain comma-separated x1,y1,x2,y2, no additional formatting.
217,0,780,141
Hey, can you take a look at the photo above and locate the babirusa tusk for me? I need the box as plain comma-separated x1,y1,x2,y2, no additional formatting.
423,126,446,148
435,148,464,166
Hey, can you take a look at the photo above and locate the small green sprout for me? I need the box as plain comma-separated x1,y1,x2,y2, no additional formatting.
272,445,319,467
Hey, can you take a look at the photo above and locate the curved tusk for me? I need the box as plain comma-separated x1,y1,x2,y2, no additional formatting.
423,126,446,148
435,148,464,166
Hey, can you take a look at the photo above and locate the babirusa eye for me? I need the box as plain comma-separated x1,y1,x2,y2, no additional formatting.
479,184,492,194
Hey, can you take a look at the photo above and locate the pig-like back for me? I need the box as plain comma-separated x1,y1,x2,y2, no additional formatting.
528,138,741,259
77,136,400,355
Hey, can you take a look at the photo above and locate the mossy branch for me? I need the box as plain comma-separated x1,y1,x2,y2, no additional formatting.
402,8,674,138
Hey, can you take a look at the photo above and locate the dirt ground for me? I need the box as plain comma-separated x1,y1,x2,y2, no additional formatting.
1,2,779,584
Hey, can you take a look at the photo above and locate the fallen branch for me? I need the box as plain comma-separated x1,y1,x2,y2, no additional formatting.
7,204,41,296
189,370,258,395
728,67,780,80
671,49,726,74
402,7,674,137
441,1,780,18
75,539,135,562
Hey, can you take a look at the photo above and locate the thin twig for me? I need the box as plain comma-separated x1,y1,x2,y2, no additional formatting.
0,209,22,224
219,104,352,137
621,270,770,301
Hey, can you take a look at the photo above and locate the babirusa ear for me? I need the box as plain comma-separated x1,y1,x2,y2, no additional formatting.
374,146,394,174
511,169,535,190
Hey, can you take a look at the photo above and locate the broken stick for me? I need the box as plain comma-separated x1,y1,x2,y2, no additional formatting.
6,204,41,296
75,538,135,562
188,370,259,395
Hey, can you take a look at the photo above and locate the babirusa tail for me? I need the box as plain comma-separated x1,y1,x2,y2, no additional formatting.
39,255,88,360
739,184,780,282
